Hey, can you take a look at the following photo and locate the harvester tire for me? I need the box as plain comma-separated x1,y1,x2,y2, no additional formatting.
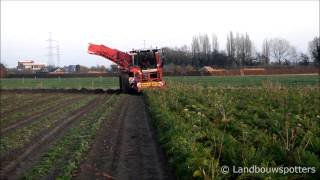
119,75,123,91
120,73,130,93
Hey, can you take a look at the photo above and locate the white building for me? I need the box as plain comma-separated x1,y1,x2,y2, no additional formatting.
17,60,45,71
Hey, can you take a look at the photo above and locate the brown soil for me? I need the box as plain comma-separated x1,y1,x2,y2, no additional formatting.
0,95,108,179
73,95,175,180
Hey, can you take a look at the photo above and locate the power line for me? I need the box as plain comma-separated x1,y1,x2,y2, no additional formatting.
46,32,55,66
56,41,61,67
46,32,61,67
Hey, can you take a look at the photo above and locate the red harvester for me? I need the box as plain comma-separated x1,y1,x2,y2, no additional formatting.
88,43,165,93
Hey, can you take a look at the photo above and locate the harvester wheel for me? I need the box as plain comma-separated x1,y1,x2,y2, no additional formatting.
119,75,123,91
120,73,130,93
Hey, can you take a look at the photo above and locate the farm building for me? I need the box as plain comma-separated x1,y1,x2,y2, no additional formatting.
66,65,78,73
17,60,45,71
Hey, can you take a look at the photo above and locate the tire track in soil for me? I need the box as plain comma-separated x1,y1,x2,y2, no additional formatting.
0,94,108,179
73,95,175,180
0,95,84,134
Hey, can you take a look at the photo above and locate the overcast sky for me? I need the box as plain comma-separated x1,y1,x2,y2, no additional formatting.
1,0,319,68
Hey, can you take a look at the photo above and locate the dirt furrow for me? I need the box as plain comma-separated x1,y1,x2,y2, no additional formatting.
0,95,84,134
74,95,175,180
0,95,108,179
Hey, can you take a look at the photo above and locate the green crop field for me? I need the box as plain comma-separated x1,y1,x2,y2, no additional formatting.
0,91,121,179
166,74,320,87
144,82,320,179
1,74,319,179
0,74,319,89
0,77,119,89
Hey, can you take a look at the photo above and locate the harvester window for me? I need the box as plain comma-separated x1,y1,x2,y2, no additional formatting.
138,52,156,69
133,55,139,66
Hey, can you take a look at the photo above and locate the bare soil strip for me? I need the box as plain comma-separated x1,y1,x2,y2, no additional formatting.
0,95,83,134
74,95,175,180
0,95,108,179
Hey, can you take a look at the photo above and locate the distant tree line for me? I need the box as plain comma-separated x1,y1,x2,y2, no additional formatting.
161,32,320,70
1,34,319,76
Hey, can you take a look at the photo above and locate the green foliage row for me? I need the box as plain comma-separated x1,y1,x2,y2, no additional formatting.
144,82,320,179
1,93,81,126
0,93,45,112
0,77,119,89
0,95,94,154
23,94,120,179
165,75,319,87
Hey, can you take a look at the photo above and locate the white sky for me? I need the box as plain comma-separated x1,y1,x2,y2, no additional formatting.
1,0,319,68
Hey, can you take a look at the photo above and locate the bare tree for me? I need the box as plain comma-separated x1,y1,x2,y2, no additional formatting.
269,38,297,64
191,36,201,67
226,31,236,61
308,37,320,66
180,45,189,52
199,33,211,55
198,33,211,66
286,46,297,65
191,36,200,56
212,33,219,52
233,32,254,66
298,53,310,66
234,33,243,65
262,39,270,64
244,33,254,65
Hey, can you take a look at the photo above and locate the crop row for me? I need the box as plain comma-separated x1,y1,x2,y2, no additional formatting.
0,92,42,103
1,93,83,127
145,82,320,179
165,75,319,87
0,93,46,113
0,94,94,154
23,94,121,179
1,77,119,89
